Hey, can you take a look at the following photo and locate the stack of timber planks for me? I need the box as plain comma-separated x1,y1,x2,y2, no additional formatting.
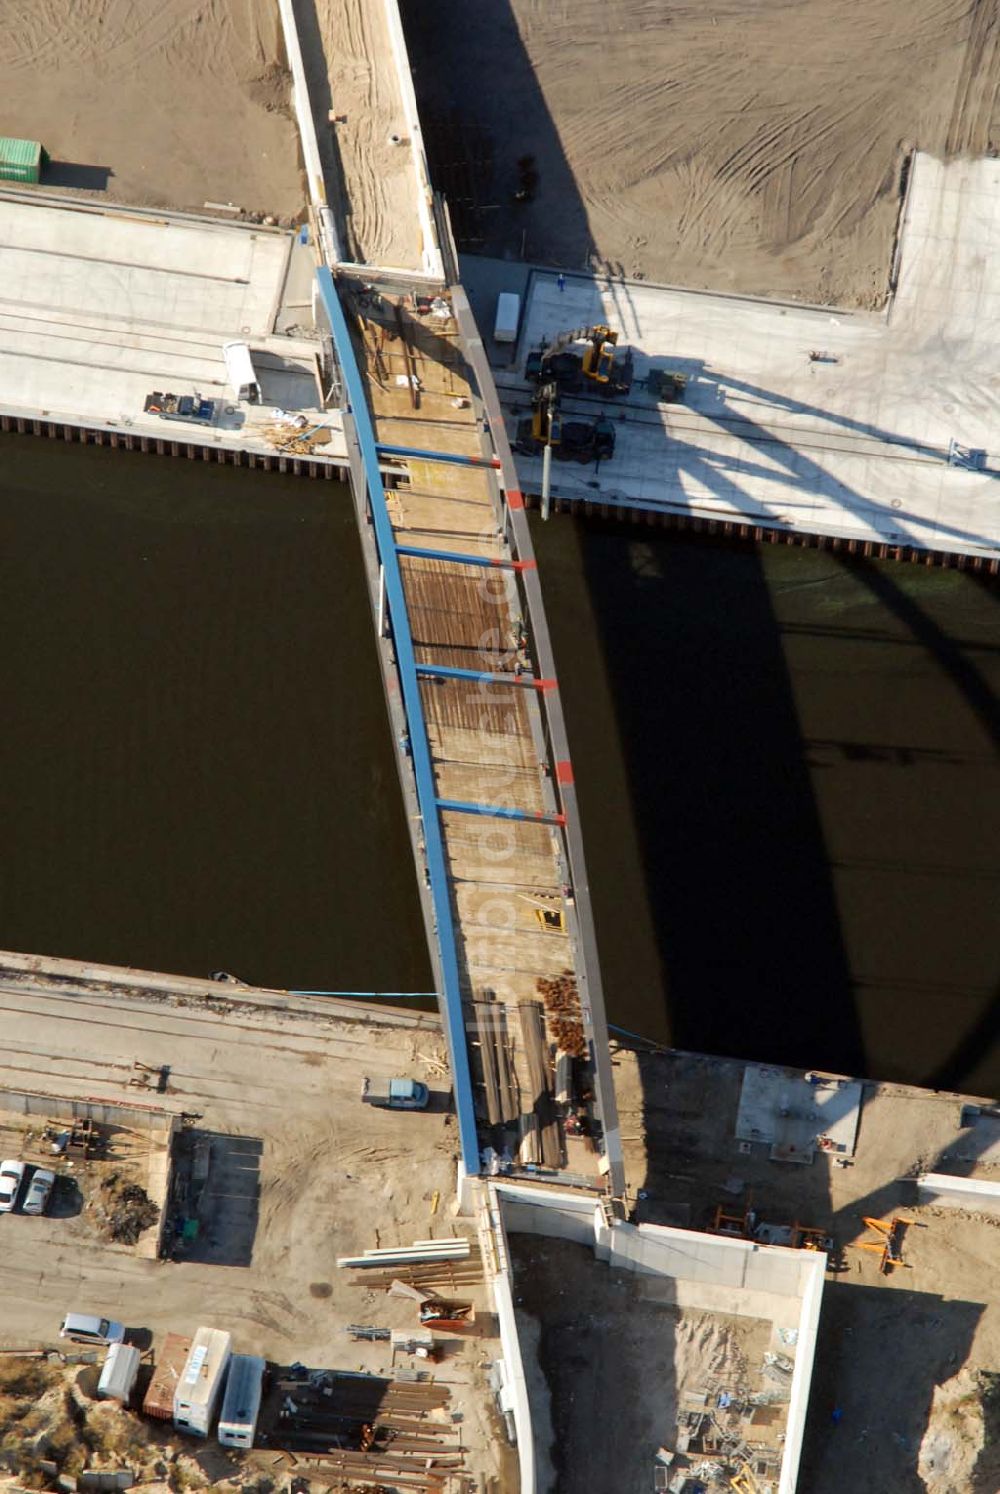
473,998,519,1126
518,1000,562,1168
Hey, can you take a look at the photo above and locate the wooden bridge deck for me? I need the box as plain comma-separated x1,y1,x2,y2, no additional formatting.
348,284,598,1178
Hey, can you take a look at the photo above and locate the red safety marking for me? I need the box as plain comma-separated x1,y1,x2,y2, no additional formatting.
511,558,537,572
507,489,525,509
555,759,574,785
534,678,559,692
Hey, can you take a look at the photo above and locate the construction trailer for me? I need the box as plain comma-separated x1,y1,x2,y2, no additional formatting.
143,1333,193,1420
217,1354,266,1449
97,1343,142,1405
174,1326,232,1437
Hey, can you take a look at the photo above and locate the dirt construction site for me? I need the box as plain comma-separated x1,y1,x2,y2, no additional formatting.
0,954,512,1493
0,0,301,219
403,0,1000,305
612,1045,1000,1494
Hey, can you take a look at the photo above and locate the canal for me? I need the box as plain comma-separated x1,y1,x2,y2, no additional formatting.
1,436,997,1093
0,434,432,996
532,518,1000,1097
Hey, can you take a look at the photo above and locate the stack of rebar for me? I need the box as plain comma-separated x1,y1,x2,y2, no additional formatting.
270,1372,463,1492
536,969,587,1058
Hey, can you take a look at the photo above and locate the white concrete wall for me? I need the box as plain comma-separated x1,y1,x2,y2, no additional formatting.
780,1251,826,1494
495,1182,598,1246
493,1183,825,1494
275,0,341,265
917,1172,1000,1213
608,1221,808,1301
487,1187,537,1494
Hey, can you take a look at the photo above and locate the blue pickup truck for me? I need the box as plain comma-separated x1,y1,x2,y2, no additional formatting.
144,391,218,425
361,1077,429,1110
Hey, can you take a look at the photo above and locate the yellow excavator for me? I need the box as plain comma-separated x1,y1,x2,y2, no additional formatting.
526,324,634,397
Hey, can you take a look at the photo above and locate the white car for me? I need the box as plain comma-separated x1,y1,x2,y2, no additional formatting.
0,1160,26,1213
23,1167,56,1216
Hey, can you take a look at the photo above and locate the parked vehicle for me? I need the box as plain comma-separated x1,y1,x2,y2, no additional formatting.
143,391,218,425
222,341,261,404
361,1077,429,1110
174,1326,232,1437
217,1353,265,1449
0,1159,25,1213
59,1312,125,1346
493,292,520,345
23,1167,56,1216
98,1343,141,1404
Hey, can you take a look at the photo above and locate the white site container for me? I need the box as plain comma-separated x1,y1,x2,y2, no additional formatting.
217,1353,266,1449
493,292,520,344
222,340,262,404
173,1326,232,1437
97,1342,141,1404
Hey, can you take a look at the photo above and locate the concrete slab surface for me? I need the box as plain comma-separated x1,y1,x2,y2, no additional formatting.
488,154,1000,560
735,1065,863,1163
0,193,346,460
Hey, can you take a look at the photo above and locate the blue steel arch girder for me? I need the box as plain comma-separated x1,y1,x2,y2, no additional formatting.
316,267,625,1200
314,267,480,1178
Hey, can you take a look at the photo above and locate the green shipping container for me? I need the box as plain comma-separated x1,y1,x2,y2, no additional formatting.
0,137,46,184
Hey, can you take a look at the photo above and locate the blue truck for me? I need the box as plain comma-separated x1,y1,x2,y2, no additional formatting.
144,391,218,425
361,1076,429,1110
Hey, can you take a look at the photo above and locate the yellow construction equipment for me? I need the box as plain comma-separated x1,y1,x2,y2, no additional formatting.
710,1202,754,1239
579,324,620,384
729,1465,764,1493
857,1216,912,1274
525,324,634,397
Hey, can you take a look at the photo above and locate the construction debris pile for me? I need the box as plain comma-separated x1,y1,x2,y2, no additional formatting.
260,416,332,456
654,1351,795,1493
95,1172,159,1246
537,969,586,1058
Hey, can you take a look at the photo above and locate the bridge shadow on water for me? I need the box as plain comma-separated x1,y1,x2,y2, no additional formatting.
569,523,866,1076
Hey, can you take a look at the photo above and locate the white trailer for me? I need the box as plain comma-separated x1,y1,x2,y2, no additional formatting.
173,1326,232,1438
217,1353,266,1449
97,1343,141,1405
493,292,520,345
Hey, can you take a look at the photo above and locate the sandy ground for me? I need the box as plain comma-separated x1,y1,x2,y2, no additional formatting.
295,0,425,268
614,1045,1000,1493
0,0,301,218
403,0,1000,305
0,966,509,1489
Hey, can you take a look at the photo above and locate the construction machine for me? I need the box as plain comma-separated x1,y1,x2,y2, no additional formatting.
526,324,634,398
514,379,616,464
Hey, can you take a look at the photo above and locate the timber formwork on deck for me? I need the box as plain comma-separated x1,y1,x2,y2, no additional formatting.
345,279,600,1181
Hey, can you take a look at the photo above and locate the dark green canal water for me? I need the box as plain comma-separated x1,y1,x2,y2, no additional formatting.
0,435,431,995
532,518,1000,1097
2,436,997,1093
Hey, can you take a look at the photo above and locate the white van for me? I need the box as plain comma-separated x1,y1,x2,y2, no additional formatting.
222,341,262,404
98,1343,141,1404
493,292,520,345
